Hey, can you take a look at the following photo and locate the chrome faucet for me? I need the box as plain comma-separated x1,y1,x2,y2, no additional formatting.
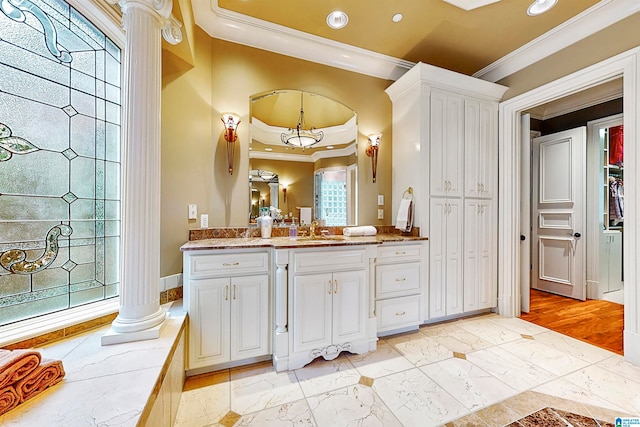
309,220,318,238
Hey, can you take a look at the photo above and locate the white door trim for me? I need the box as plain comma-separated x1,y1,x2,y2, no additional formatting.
498,46,640,366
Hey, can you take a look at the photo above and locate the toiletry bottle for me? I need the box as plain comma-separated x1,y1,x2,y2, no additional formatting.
260,212,273,238
289,219,298,238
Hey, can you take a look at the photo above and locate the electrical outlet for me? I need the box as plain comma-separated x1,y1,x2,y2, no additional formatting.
377,209,384,219
188,204,197,220
377,194,384,206
200,214,209,228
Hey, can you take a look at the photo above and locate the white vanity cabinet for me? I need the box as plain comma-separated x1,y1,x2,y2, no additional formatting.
292,270,367,353
374,242,427,335
183,250,270,371
279,246,375,371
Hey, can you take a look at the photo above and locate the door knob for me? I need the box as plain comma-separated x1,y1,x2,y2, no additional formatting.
573,232,581,238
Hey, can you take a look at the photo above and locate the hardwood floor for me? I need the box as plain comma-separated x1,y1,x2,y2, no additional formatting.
519,289,624,355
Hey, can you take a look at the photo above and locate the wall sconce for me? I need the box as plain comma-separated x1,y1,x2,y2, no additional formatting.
281,183,289,203
221,112,240,175
366,134,381,183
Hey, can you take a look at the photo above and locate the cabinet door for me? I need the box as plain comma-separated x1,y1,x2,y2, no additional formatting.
332,270,367,344
445,198,464,315
464,100,496,199
477,200,496,309
430,90,464,197
464,200,496,312
230,274,269,361
429,198,447,318
293,273,332,352
188,278,230,368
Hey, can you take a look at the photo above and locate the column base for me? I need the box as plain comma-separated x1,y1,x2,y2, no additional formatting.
101,311,170,346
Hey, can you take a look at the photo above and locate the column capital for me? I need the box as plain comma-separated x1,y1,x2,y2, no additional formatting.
108,0,182,44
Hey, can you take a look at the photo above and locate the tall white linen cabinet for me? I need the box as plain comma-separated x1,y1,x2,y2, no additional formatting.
385,63,508,321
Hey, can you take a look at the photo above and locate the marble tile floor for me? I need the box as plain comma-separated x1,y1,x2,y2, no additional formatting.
174,313,640,427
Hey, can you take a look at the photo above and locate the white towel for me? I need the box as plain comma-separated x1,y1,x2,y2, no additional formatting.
342,226,377,237
299,207,312,225
396,198,413,231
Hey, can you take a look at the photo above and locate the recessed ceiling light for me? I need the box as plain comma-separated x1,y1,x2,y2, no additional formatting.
527,0,557,16
392,13,403,23
326,11,348,29
265,147,273,151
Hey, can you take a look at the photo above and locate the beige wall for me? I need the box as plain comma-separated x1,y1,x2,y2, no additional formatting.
160,29,393,276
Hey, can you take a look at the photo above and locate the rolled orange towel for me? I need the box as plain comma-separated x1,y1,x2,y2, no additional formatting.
0,385,19,416
15,358,65,403
0,350,42,389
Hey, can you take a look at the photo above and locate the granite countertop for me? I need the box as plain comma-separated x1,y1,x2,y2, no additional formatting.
180,233,428,251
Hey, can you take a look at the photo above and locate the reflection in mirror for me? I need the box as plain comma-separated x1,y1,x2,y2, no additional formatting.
249,90,358,226
249,169,278,223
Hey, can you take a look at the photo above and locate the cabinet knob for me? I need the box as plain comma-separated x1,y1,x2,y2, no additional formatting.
574,232,581,238
520,235,526,241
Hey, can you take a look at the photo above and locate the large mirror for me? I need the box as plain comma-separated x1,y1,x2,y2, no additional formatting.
249,90,358,226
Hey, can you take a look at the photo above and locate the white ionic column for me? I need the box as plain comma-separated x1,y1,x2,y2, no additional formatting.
102,0,182,345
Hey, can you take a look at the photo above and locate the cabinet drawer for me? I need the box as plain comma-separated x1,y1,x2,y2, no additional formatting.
377,244,423,262
293,249,366,273
189,252,269,277
376,263,420,298
376,295,421,332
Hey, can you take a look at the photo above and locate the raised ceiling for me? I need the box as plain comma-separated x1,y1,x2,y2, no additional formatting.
217,0,600,76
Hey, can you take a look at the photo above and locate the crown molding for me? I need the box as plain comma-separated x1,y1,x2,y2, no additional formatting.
473,0,640,82
191,0,414,81
191,1,637,84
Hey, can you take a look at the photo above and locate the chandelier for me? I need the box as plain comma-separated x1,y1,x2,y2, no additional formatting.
281,92,324,149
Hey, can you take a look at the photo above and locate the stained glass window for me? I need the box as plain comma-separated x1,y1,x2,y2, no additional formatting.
0,0,121,326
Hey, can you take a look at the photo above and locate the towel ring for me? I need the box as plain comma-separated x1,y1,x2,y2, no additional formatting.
403,187,414,200
398,187,414,233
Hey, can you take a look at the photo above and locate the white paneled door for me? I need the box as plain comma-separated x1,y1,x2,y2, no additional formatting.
532,127,586,300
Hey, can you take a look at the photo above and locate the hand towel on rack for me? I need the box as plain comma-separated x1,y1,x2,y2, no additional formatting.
342,226,377,237
299,207,312,225
395,198,413,231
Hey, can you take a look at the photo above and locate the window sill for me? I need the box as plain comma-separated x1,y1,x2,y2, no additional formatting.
0,299,120,349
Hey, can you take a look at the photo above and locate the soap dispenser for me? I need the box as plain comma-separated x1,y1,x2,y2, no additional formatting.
260,212,273,239
289,218,298,238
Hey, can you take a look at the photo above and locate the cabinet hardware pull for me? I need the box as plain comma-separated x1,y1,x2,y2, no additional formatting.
225,285,229,301
334,279,339,294
395,277,406,282
395,311,406,316
233,284,237,300
328,280,332,294
395,251,406,255
223,262,239,266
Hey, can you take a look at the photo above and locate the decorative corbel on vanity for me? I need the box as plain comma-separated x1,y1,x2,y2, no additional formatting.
181,228,427,374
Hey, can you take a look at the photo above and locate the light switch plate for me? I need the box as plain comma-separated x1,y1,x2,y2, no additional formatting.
188,204,197,219
200,214,209,228
377,194,384,206
377,209,384,219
